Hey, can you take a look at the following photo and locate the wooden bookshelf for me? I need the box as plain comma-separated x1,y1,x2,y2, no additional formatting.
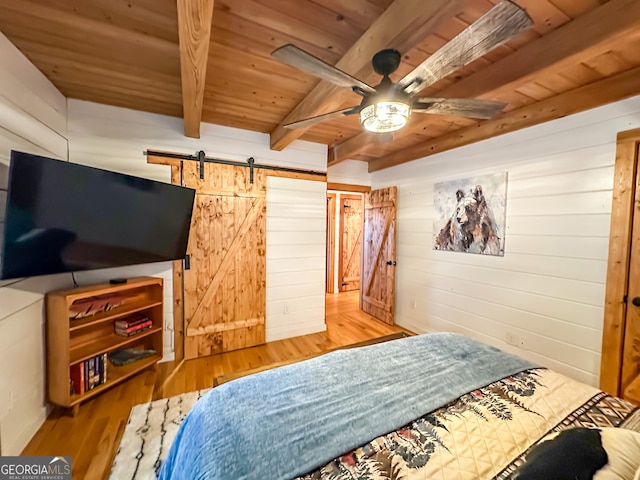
46,277,164,415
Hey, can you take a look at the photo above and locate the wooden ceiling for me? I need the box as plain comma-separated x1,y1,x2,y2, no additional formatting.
0,0,639,171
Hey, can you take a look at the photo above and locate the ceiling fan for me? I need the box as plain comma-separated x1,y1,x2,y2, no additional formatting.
271,1,533,134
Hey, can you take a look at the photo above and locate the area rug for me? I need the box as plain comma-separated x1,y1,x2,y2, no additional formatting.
109,332,410,479
109,389,210,480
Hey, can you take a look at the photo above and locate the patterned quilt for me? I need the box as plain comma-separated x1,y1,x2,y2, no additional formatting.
299,369,639,480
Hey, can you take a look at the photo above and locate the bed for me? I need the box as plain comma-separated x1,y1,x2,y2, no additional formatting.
157,333,640,479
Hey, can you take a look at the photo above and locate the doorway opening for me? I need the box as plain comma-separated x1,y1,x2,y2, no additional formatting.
326,189,364,296
325,183,397,327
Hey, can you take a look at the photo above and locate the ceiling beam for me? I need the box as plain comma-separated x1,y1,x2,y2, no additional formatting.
269,0,468,151
330,0,640,165
369,65,640,172
177,0,215,138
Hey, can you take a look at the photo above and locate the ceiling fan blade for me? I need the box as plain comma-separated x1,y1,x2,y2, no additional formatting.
284,106,360,129
272,44,376,94
413,98,507,119
400,1,533,95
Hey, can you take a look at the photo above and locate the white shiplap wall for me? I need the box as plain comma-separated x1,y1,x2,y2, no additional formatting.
67,100,328,351
327,159,371,186
266,177,327,341
0,32,69,455
372,95,640,387
68,99,327,182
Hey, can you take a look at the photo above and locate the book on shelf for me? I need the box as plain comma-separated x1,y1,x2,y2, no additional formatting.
69,294,125,319
70,363,84,395
114,313,150,329
88,357,99,390
70,353,108,395
114,320,153,337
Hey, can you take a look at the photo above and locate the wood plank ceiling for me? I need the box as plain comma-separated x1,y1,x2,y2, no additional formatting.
0,0,639,171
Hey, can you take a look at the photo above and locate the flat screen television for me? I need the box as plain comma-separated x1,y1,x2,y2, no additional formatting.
0,151,196,280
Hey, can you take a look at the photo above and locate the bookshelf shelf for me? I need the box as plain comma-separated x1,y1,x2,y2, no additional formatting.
70,324,163,365
46,277,164,415
68,354,162,406
68,300,163,332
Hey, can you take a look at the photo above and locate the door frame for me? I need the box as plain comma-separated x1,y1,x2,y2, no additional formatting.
601,128,640,396
327,183,371,295
326,193,336,294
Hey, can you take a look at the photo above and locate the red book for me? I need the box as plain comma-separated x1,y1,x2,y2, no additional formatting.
115,320,152,333
115,314,150,329
115,320,153,337
70,364,84,395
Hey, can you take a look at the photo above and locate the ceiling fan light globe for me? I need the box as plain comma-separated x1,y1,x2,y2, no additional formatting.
360,101,411,133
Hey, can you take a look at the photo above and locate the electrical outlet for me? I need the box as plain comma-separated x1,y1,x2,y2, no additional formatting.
283,304,289,315
518,335,527,350
410,300,416,310
506,332,527,349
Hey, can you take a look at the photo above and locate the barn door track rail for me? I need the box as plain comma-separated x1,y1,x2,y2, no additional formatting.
145,149,326,183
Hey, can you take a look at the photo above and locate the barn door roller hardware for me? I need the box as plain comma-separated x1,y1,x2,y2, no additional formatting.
197,150,205,179
146,150,326,184
248,156,255,183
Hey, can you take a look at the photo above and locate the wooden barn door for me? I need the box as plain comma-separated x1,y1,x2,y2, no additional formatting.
182,161,266,359
338,195,363,292
361,187,397,325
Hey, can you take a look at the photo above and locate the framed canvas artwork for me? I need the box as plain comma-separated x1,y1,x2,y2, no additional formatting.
433,172,507,256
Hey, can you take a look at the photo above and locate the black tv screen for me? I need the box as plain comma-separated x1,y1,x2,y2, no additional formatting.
0,151,196,280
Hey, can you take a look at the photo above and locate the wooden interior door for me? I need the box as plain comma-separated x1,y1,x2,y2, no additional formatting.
182,161,266,359
338,195,363,292
360,187,397,325
602,128,640,399
622,165,640,393
612,133,640,396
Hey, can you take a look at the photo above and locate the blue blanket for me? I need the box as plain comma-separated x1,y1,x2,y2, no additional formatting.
159,333,536,480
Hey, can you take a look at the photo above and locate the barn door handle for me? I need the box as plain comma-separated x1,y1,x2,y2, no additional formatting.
386,261,396,266
632,297,640,307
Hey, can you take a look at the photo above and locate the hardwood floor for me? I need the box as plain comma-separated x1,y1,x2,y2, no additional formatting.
23,291,411,479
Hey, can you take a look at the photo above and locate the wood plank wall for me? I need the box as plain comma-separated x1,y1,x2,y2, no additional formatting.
370,94,640,387
0,32,69,455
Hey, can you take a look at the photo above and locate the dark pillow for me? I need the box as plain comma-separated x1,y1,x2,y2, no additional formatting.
514,427,640,480
514,428,608,480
